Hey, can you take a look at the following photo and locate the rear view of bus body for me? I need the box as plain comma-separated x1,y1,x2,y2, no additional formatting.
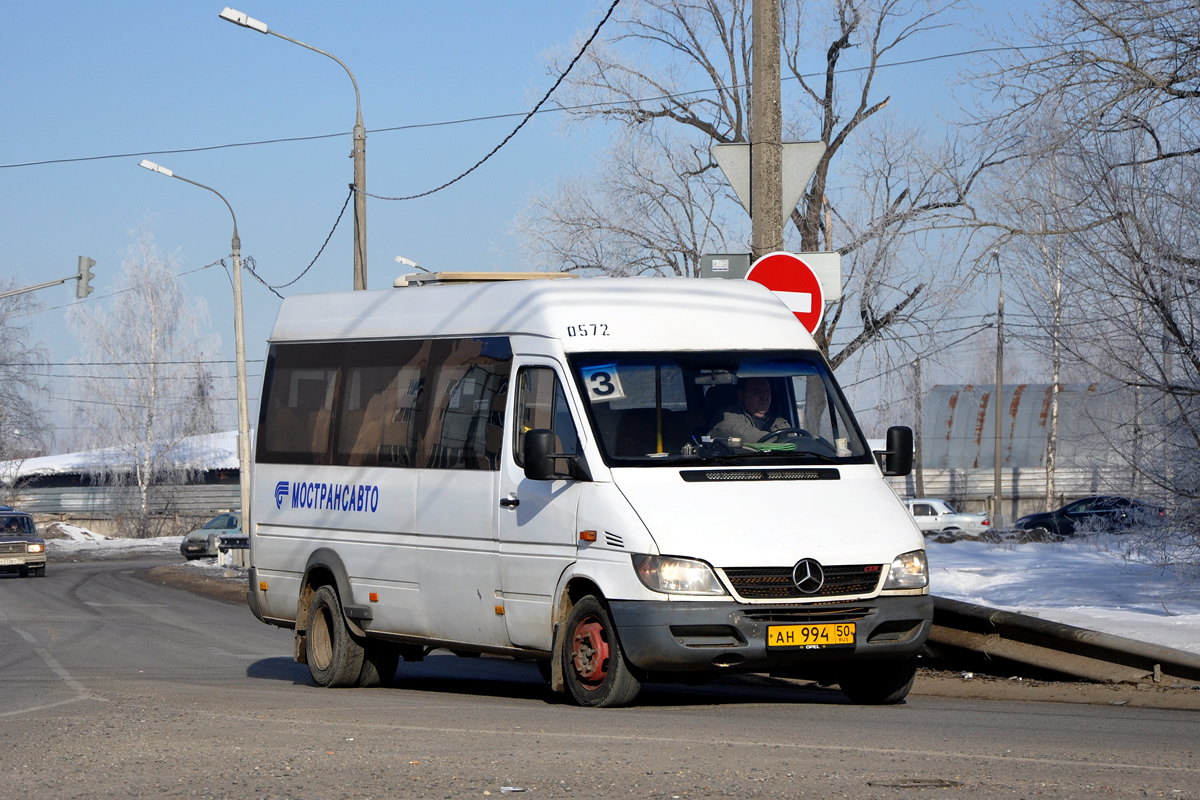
247,275,930,707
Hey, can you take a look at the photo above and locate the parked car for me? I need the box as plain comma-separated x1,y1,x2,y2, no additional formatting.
180,512,241,560
1013,495,1164,537
902,498,991,534
0,506,46,577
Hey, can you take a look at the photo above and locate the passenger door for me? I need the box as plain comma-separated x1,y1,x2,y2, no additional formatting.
497,362,583,651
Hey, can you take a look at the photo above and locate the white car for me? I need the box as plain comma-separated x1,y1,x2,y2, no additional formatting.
903,498,990,534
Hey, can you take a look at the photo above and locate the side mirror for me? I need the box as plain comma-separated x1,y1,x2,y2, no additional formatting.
523,429,559,481
522,429,591,482
875,426,913,476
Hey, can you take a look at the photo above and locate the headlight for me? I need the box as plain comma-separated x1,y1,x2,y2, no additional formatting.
632,554,727,595
883,549,928,590
26,543,43,554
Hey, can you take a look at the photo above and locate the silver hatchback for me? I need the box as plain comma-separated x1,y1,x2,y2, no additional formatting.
180,512,241,560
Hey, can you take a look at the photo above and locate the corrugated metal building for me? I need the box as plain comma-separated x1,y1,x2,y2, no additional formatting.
892,383,1145,518
1,431,241,536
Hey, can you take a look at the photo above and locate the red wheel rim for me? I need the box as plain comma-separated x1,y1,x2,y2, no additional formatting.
570,615,610,690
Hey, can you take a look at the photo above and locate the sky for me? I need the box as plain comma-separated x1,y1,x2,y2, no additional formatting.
2,0,1043,454
46,526,1200,657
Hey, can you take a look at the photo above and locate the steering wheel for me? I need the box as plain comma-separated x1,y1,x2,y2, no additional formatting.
758,427,812,443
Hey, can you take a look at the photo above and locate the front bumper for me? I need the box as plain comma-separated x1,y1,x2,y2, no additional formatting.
609,594,932,673
0,555,45,572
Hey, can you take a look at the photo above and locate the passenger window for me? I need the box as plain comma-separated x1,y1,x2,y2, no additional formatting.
420,338,512,470
513,367,580,467
339,340,430,468
257,343,341,465
258,337,511,469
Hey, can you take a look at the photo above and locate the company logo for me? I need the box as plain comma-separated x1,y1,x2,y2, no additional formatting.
792,558,825,595
274,481,290,509
277,480,381,514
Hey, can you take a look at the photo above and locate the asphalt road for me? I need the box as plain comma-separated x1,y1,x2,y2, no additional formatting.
2,556,1197,799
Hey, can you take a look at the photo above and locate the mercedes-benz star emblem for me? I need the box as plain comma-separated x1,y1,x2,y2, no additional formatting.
792,558,825,594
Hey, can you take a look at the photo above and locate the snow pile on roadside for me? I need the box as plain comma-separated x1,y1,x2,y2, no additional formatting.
40,521,111,542
46,530,182,554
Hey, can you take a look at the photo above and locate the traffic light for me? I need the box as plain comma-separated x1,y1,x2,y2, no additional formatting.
76,256,95,298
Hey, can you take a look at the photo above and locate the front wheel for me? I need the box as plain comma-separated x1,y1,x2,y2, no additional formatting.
562,596,641,708
838,656,917,705
305,585,365,687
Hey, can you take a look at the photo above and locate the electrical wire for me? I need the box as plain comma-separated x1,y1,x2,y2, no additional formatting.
363,0,622,201
0,39,1101,172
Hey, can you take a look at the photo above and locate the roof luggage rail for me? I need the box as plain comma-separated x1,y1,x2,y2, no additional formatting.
393,271,578,287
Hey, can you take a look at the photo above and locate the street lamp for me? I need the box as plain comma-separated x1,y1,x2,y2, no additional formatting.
138,159,253,539
219,7,368,291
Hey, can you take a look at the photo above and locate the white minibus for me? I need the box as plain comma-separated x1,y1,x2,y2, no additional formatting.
246,274,930,707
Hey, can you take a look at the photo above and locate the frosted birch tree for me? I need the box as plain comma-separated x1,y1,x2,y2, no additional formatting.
0,287,50,499
68,226,224,537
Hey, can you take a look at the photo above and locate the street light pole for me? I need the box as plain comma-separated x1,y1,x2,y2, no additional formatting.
138,159,253,539
219,7,367,290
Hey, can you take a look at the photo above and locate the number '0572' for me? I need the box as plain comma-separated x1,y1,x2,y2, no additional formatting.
567,324,609,337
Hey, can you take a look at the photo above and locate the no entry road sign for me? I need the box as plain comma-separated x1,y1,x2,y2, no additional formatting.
745,251,826,334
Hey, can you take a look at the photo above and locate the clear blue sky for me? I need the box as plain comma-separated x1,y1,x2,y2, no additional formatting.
1,1,1038,452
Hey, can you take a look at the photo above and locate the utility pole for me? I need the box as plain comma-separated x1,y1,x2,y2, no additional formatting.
912,358,925,499
750,0,782,260
993,274,1005,529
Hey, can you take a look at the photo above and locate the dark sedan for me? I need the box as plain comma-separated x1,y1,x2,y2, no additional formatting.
1013,495,1164,537
0,507,46,577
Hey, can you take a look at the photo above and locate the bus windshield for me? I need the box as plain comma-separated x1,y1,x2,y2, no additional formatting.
568,351,872,466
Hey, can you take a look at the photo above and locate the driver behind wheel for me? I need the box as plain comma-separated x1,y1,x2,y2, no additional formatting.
708,377,793,443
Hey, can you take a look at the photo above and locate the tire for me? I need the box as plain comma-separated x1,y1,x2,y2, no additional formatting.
357,642,400,688
32,567,45,577
561,596,641,708
305,585,365,688
838,656,917,705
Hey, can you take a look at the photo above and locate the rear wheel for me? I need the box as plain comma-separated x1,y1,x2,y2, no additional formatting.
561,596,641,708
305,585,365,687
838,656,917,705
357,642,400,688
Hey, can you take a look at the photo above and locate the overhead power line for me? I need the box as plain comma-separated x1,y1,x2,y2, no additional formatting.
0,39,1098,172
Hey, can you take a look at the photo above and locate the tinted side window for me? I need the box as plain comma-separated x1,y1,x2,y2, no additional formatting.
257,338,511,470
257,343,341,465
421,338,512,470
338,339,430,468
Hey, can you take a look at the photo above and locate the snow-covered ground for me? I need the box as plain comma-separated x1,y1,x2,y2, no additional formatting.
927,536,1200,655
41,524,1200,655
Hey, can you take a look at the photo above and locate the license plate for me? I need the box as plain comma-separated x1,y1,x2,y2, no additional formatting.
766,622,855,649
0,556,27,566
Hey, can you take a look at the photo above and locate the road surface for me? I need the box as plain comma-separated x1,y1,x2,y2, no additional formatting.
2,556,1196,798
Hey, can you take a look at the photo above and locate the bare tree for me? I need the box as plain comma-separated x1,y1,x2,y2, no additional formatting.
0,287,50,499
976,0,1200,564
67,226,223,537
523,0,1003,368
520,127,736,277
